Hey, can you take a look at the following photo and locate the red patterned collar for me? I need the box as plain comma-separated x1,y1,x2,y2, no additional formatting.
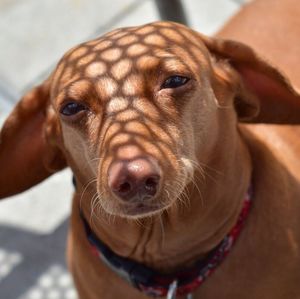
81,188,252,298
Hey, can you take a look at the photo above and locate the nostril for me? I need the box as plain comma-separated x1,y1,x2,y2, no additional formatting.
118,181,132,194
108,158,161,201
144,175,160,196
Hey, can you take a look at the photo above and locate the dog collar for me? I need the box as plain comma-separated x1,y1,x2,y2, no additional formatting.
81,189,252,298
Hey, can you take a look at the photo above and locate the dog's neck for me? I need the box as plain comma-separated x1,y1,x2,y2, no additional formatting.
77,131,251,272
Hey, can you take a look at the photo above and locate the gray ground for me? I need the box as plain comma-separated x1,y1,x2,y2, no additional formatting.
0,0,246,298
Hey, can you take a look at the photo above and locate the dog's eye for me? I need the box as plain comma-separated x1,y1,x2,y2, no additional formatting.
161,76,190,89
60,102,87,116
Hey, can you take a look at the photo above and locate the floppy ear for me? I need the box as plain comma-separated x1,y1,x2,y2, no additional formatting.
201,36,300,124
0,78,66,199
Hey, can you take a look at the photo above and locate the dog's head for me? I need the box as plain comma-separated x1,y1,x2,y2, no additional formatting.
1,22,300,219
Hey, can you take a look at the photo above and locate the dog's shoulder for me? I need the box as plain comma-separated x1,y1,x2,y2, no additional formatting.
240,123,300,233
233,125,300,282
242,124,300,179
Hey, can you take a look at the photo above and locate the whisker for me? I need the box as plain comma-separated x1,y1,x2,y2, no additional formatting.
80,178,97,211
158,214,165,247
190,174,204,207
90,192,100,224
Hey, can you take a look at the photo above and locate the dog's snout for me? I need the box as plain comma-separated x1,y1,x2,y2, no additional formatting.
108,158,161,201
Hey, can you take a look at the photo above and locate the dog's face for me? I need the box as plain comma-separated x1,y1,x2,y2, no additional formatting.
50,22,228,218
3,21,299,217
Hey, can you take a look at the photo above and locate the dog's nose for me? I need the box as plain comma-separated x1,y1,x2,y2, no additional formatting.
108,158,161,201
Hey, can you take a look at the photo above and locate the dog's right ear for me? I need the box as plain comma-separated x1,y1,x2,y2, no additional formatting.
200,35,300,124
0,78,66,199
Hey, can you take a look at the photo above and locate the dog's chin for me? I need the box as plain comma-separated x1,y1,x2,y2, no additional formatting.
104,201,171,219
98,194,173,219
121,202,168,219
97,165,193,219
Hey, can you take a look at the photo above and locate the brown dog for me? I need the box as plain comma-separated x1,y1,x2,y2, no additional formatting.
1,1,300,298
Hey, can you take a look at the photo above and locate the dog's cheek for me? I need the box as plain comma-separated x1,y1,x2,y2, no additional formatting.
179,92,206,156
43,108,67,172
165,99,199,188
60,119,98,179
187,88,222,164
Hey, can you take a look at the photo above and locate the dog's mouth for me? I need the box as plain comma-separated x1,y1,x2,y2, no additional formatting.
96,191,171,219
121,201,167,218
96,154,194,219
97,171,190,219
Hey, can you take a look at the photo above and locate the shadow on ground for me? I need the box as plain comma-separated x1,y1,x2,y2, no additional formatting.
0,219,77,299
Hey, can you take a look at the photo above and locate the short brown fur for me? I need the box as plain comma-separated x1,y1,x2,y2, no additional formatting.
1,1,300,297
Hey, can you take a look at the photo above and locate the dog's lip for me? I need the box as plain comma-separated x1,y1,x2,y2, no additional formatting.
122,201,164,216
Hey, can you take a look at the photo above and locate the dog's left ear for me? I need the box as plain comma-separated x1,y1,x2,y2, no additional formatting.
0,78,66,198
202,35,300,124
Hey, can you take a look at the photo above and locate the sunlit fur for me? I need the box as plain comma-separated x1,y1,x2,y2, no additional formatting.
52,22,221,219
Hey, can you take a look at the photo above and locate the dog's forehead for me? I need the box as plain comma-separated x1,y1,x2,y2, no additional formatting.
52,22,209,96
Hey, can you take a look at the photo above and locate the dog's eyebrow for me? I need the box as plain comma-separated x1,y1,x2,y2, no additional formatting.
162,59,191,74
154,51,177,59
150,48,192,72
55,79,93,103
157,53,177,59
